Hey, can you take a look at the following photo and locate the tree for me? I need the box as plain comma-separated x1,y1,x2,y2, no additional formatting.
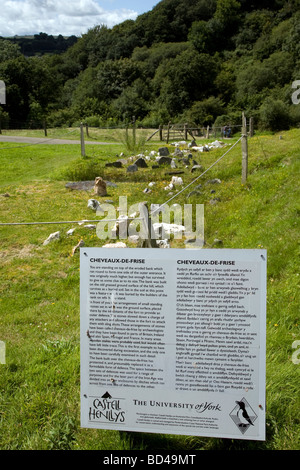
188,21,214,53
153,48,220,116
184,96,225,125
0,40,21,62
111,79,151,121
29,56,62,113
214,62,236,104
132,42,192,79
235,52,294,108
234,10,275,52
95,59,140,102
135,0,217,45
205,0,241,49
0,56,32,124
214,0,241,25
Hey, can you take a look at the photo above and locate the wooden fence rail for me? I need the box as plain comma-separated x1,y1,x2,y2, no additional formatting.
149,119,254,143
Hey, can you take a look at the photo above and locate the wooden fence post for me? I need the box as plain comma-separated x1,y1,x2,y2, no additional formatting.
249,117,254,137
242,113,248,184
138,202,158,248
80,122,86,157
184,123,188,140
132,116,136,144
159,125,163,141
43,119,47,137
166,122,171,144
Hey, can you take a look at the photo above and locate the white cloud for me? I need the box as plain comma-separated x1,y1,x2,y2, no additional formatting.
0,0,138,37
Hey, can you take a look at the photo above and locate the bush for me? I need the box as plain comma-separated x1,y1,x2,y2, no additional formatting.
84,115,101,127
289,104,300,128
59,157,103,181
46,108,79,128
259,97,291,131
213,111,245,135
140,108,171,128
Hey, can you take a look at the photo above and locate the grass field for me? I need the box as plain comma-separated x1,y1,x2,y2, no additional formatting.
0,127,299,450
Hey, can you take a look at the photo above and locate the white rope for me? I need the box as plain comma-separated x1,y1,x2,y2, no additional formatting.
0,218,143,227
150,136,243,216
0,220,102,226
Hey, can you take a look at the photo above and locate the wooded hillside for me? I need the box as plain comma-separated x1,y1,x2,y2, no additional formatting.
0,0,299,130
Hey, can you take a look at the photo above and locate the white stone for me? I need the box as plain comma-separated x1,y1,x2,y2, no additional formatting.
87,199,100,211
102,242,127,248
171,176,183,186
43,231,60,245
153,222,185,237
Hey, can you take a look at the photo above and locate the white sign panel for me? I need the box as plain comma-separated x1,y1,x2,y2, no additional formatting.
80,248,266,440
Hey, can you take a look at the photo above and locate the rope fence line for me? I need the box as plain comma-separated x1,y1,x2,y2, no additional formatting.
150,136,243,216
0,218,143,227
0,136,243,228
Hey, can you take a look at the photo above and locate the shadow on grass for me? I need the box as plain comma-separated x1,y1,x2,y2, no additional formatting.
119,422,275,451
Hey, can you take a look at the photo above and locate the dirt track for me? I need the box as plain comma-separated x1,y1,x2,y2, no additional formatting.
0,135,112,145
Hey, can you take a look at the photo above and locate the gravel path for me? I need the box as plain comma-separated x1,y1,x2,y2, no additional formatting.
0,135,113,145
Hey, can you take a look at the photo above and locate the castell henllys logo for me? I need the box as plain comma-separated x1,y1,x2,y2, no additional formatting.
89,392,126,424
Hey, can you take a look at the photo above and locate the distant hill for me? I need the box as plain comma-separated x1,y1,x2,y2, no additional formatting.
1,32,78,56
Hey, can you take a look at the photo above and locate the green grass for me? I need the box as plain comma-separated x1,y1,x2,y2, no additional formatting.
0,129,299,450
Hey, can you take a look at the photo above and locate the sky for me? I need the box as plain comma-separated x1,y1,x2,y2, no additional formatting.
0,0,160,37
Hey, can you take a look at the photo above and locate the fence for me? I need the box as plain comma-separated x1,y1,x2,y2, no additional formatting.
0,116,255,137
0,127,247,236
149,118,254,143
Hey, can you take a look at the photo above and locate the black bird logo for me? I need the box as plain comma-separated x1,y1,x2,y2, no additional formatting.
236,400,254,427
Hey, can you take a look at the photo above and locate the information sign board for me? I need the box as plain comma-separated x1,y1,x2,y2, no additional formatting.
80,248,266,440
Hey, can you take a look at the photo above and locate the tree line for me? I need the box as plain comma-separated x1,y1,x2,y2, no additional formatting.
0,0,299,132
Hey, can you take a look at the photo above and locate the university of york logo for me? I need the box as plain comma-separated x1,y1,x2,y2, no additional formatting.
229,397,258,435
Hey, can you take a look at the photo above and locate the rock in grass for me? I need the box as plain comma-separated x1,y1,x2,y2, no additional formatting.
134,157,148,168
191,164,204,173
158,147,170,156
87,199,100,211
187,190,202,198
206,178,221,184
105,160,123,168
209,197,221,205
157,156,172,166
94,176,107,196
102,242,127,248
127,164,138,173
43,231,60,245
71,239,85,256
65,181,117,191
